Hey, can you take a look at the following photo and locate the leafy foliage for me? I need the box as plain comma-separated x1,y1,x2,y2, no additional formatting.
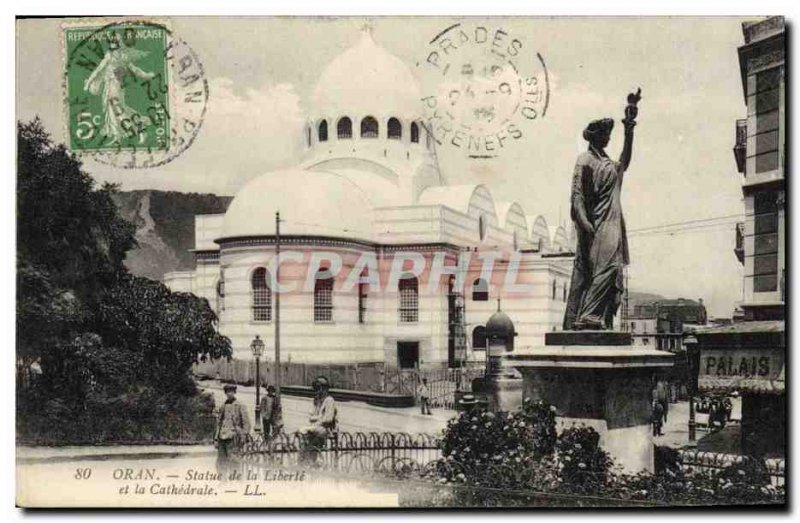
555,426,612,492
426,398,784,507
16,119,231,443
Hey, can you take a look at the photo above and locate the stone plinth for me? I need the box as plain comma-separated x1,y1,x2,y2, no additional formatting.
485,374,524,413
505,332,673,474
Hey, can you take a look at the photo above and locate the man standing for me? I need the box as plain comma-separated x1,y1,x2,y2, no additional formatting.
652,399,664,437
259,384,283,438
216,384,251,478
417,378,432,415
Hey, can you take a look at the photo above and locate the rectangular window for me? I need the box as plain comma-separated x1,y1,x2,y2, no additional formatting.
748,68,782,175
753,88,780,114
358,282,367,324
399,278,419,323
754,110,779,134
314,278,333,322
253,286,272,321
752,190,779,292
756,68,781,93
754,151,779,173
755,130,779,155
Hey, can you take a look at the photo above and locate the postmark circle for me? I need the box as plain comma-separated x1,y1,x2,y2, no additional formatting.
417,23,549,158
64,20,209,169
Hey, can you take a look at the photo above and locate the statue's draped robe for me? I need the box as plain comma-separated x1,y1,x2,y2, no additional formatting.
563,149,629,330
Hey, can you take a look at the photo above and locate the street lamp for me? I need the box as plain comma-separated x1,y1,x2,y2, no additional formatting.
684,333,699,443
250,335,265,430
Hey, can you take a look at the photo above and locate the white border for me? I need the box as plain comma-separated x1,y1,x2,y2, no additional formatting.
5,2,799,522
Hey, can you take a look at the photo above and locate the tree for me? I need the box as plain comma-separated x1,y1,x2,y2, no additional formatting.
93,275,231,394
17,118,230,406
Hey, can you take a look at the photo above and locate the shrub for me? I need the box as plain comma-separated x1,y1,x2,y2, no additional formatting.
555,426,612,492
17,386,217,445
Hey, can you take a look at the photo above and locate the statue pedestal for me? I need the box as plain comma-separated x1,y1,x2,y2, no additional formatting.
486,373,524,413
504,331,673,474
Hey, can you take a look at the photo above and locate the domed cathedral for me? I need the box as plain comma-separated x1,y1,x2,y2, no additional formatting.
165,29,573,369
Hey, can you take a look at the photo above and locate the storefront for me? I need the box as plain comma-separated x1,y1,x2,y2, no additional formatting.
693,321,785,457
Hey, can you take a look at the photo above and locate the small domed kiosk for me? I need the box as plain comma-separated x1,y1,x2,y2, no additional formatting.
484,301,524,413
485,302,516,374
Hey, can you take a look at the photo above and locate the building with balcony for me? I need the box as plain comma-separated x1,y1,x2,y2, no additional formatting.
692,17,785,457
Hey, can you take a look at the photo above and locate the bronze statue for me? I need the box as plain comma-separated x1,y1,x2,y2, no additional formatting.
563,89,641,331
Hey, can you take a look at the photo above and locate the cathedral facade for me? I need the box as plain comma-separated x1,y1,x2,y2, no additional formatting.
165,31,573,368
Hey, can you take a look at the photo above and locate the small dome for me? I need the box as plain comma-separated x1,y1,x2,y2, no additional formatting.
311,30,422,120
219,168,374,241
486,309,516,341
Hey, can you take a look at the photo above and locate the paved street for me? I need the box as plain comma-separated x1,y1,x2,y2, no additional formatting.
653,398,742,449
197,380,452,435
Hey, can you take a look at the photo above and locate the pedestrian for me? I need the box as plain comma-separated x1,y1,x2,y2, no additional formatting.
723,397,733,422
259,384,283,439
660,397,669,424
300,376,337,465
417,378,432,415
708,400,719,432
652,399,664,436
215,384,251,479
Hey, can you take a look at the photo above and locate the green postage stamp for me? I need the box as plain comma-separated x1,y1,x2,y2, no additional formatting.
64,21,170,152
63,19,207,168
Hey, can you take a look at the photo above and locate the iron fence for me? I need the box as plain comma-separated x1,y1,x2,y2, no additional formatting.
228,430,784,506
235,430,443,474
677,450,785,487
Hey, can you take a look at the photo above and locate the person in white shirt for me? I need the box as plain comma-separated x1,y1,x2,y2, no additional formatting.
417,378,432,415
300,376,337,464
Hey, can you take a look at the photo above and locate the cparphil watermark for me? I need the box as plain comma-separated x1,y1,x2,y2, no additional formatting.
258,249,549,295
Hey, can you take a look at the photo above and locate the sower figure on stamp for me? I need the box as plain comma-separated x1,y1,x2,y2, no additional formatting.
215,384,251,479
563,89,641,331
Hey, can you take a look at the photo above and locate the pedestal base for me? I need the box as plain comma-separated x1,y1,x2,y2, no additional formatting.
505,332,673,474
486,374,524,413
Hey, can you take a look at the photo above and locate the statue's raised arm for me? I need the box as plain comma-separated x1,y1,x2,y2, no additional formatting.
618,87,641,172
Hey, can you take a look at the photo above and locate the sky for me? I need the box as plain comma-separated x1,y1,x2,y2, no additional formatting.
16,16,753,318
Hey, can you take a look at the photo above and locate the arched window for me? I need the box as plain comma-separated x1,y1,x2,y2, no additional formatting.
513,230,518,251
314,269,334,322
306,126,312,147
251,268,272,321
337,117,352,139
398,275,419,323
472,278,489,301
387,117,402,140
410,122,420,143
361,116,379,138
358,269,368,324
215,272,225,314
472,325,487,349
478,215,486,241
318,120,328,142
552,280,557,300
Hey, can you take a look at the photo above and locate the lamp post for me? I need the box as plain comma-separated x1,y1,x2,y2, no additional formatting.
684,334,698,443
250,335,265,430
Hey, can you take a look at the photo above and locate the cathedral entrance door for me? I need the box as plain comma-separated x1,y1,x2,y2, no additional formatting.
397,342,419,369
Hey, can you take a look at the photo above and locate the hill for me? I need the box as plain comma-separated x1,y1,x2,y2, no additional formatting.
112,190,232,280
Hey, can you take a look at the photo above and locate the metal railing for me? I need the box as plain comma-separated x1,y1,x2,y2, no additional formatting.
235,430,443,474
677,450,785,487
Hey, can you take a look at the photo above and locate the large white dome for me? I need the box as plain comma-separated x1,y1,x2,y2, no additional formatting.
310,30,422,120
219,168,374,241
